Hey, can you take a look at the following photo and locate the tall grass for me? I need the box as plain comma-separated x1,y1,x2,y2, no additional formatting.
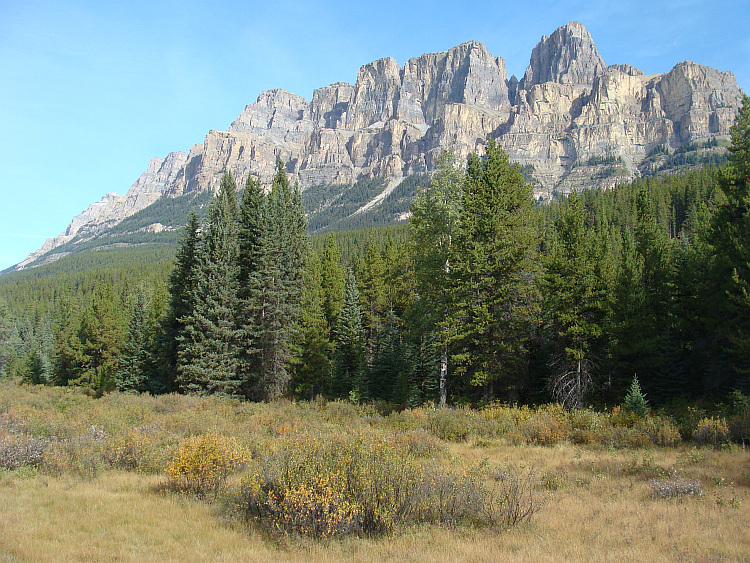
1,381,749,560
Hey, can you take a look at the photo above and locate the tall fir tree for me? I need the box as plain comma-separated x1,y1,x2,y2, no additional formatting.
708,95,750,390
177,171,243,396
448,139,540,401
541,193,610,409
331,268,366,399
409,150,464,404
117,288,154,393
76,283,123,394
289,252,333,400
320,234,346,336
236,174,266,398
255,161,308,398
159,210,200,392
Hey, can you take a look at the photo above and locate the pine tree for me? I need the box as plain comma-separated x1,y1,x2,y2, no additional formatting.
159,210,200,392
320,234,346,335
448,140,540,401
358,236,388,355
289,252,332,400
50,296,82,386
255,161,308,398
331,268,365,399
708,95,750,389
236,174,266,398
76,283,123,394
541,193,609,409
117,288,153,393
409,150,463,404
623,375,650,419
177,171,243,396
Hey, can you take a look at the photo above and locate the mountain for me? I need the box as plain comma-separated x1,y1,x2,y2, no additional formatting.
12,21,744,272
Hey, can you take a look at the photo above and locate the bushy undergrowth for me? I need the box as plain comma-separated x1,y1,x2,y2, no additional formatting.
165,432,249,498
234,434,543,538
4,382,750,544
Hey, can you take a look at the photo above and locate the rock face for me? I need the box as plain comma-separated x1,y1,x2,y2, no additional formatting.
15,151,187,270
15,21,745,270
160,21,742,200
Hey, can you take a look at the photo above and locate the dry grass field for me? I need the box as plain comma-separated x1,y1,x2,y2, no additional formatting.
1,383,748,562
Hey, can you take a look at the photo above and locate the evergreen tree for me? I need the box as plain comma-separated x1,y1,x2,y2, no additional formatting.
255,161,308,398
708,95,750,389
289,252,332,400
159,210,200,392
50,296,82,386
331,268,365,399
541,193,609,409
117,288,154,393
367,310,406,403
76,283,123,394
409,150,463,404
358,236,388,356
177,172,243,396
320,234,346,335
623,375,650,419
449,140,540,401
236,174,266,398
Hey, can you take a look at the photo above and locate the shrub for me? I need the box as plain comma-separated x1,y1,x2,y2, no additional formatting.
609,426,651,449
649,471,702,499
0,434,50,470
105,425,178,473
518,404,570,445
693,417,731,449
165,432,249,498
235,434,543,538
42,427,108,479
638,416,682,447
729,408,750,444
425,407,475,442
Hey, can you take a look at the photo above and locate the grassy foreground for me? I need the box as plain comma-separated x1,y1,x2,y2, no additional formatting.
1,383,749,562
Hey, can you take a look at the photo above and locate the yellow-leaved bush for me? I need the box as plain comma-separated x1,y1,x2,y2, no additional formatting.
165,432,248,498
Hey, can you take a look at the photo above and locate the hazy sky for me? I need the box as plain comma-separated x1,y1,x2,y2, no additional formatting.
1,0,748,271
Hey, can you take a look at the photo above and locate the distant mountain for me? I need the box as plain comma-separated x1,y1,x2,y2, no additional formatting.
12,21,744,272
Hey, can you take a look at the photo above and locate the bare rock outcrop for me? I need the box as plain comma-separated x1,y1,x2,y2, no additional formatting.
16,21,745,270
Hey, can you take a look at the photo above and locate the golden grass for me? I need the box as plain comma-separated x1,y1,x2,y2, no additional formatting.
1,384,749,562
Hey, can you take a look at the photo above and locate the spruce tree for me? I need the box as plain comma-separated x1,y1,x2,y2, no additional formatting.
541,193,609,409
255,161,308,398
159,210,200,392
409,150,463,404
331,268,365,399
289,252,332,400
320,234,346,336
448,140,540,401
177,171,243,396
708,95,750,388
76,283,123,394
117,288,153,393
236,174,266,398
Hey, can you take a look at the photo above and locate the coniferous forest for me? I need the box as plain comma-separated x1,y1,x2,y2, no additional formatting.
2,95,750,414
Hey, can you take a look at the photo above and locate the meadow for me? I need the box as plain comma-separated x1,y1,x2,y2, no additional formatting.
1,382,748,562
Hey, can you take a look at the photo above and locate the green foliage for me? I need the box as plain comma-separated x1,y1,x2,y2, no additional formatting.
623,376,650,419
449,140,540,399
235,433,543,538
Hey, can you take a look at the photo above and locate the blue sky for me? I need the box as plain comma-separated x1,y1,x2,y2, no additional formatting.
1,0,748,271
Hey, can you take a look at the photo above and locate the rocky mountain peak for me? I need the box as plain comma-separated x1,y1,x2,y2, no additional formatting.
13,21,745,271
521,21,606,88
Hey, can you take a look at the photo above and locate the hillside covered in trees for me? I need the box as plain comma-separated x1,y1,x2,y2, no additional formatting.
2,96,749,412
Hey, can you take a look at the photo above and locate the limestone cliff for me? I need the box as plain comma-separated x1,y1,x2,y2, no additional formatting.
16,21,745,270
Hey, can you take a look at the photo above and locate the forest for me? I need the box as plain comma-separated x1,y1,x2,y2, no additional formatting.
1,95,749,418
